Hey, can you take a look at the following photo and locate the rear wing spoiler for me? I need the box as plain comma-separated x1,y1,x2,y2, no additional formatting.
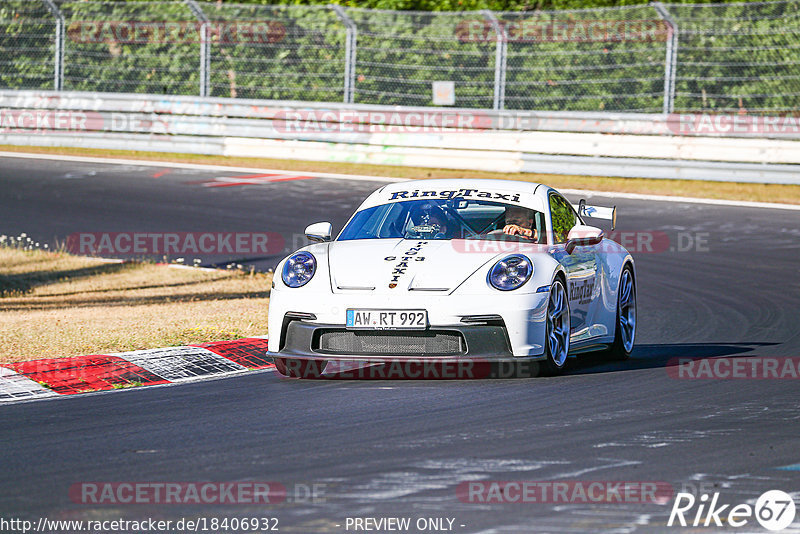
573,199,617,230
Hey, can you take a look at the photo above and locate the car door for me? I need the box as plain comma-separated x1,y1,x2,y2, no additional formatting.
548,192,599,340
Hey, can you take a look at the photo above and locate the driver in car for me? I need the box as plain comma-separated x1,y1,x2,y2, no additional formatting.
503,206,538,241
408,202,450,239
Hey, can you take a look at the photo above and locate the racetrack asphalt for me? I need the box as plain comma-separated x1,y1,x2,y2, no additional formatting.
1,155,799,532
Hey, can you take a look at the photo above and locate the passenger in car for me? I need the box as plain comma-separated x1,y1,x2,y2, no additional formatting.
503,206,538,241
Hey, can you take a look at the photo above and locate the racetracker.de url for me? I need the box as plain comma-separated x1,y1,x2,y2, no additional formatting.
0,516,279,534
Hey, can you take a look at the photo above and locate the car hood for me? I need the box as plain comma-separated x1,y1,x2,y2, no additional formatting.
328,239,503,294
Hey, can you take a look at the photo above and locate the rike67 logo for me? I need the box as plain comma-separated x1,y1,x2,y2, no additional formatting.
668,490,796,530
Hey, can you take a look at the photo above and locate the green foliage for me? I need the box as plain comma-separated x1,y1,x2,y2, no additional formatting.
60,0,200,94
0,1,56,90
0,0,797,113
667,2,800,112
200,3,346,100
348,9,496,107
230,0,768,11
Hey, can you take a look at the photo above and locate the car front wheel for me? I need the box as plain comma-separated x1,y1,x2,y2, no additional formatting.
605,266,636,361
541,278,571,376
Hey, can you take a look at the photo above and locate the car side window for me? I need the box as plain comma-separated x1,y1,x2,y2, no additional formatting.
535,211,548,244
549,193,578,244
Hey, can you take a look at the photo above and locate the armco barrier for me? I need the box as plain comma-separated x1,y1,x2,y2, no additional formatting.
5,90,800,139
0,131,225,155
1,90,799,184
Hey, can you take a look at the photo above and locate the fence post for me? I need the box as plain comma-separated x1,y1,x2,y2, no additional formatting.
186,0,210,97
653,2,678,114
482,10,506,111
331,5,357,104
41,0,64,91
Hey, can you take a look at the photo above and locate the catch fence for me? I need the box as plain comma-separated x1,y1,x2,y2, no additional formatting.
1,0,798,113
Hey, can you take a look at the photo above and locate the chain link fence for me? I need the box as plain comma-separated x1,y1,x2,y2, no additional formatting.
1,0,798,113
198,3,347,101
59,1,200,94
0,0,58,90
500,5,670,112
668,1,800,113
346,9,497,109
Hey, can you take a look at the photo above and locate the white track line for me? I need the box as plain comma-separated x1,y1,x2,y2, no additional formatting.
559,188,800,211
2,151,799,211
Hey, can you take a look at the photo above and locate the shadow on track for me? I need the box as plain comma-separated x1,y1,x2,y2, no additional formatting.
570,342,779,375
272,342,779,381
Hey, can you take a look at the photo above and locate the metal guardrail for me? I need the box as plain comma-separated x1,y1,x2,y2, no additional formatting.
3,90,800,139
0,90,798,184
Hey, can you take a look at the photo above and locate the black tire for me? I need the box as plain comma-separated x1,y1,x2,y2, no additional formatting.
605,266,636,361
274,357,328,378
540,278,571,376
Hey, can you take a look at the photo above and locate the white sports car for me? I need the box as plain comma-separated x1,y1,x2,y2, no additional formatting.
268,179,636,377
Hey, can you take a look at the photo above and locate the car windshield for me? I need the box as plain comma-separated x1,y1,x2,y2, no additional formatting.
338,199,545,242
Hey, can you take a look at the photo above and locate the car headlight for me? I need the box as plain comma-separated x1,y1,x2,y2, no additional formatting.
488,255,533,291
282,251,316,288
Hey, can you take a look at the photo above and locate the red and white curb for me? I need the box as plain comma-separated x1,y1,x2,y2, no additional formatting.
0,337,271,403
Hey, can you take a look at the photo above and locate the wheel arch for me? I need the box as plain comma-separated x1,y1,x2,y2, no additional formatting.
553,266,568,287
620,257,636,291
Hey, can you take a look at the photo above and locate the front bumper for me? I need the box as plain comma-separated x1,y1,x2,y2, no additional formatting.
268,319,551,362
267,288,550,358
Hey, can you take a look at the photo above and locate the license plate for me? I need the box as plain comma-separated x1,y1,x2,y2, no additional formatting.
346,309,427,330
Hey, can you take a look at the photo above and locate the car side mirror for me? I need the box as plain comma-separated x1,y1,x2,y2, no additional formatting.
305,222,332,243
565,225,603,254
